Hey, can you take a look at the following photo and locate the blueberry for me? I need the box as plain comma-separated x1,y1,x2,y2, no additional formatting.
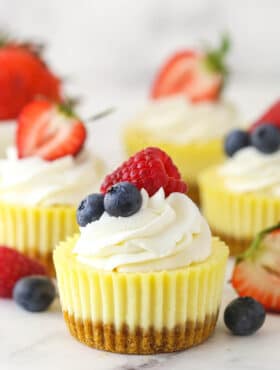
224,129,250,157
13,276,56,312
104,182,142,217
77,193,104,226
251,123,280,154
224,296,266,336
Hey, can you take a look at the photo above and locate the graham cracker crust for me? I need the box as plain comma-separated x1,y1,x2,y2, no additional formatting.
187,183,200,206
63,311,218,354
211,228,250,256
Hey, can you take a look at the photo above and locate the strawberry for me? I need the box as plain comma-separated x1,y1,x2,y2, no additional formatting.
17,99,87,161
232,223,280,312
151,35,230,103
0,246,47,298
0,34,62,120
101,147,187,196
250,100,280,132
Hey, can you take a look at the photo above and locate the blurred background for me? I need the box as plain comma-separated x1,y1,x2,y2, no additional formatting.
1,0,279,162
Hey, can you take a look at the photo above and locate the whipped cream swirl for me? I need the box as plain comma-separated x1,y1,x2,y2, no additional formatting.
129,96,239,143
219,146,280,194
74,188,211,272
0,120,16,158
0,147,104,206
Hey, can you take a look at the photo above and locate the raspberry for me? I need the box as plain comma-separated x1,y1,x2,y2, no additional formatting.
0,247,48,298
101,147,187,196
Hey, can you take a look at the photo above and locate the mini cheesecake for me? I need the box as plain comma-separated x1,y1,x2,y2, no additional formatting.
199,100,280,255
54,147,229,354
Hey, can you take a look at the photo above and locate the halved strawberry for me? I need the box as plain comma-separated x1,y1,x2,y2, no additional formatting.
0,33,62,120
151,35,230,103
232,223,280,312
17,99,86,161
250,100,280,132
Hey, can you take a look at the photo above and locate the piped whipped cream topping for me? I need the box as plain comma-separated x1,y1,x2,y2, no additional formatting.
0,147,104,206
74,188,211,272
219,146,280,194
0,121,16,158
130,96,239,143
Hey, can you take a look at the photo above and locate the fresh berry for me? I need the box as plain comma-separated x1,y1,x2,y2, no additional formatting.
232,223,280,312
100,147,187,197
104,182,142,217
13,276,56,312
224,129,250,157
0,247,47,298
0,34,61,120
17,99,86,161
250,100,280,132
250,124,280,154
77,193,105,227
151,35,230,103
224,297,266,336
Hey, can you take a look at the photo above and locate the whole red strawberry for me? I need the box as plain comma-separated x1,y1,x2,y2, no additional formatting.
232,223,280,312
250,100,280,132
0,246,47,298
17,99,86,161
101,147,187,196
0,34,62,120
151,35,230,103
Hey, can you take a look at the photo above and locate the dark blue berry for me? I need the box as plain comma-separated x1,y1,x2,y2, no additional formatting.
224,129,250,157
13,276,56,312
224,296,266,336
77,193,104,226
104,182,142,217
251,123,280,154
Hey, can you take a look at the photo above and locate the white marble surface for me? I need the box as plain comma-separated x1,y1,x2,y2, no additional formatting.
0,260,279,370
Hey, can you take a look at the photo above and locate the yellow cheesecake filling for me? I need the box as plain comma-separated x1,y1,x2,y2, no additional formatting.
199,168,280,240
54,236,228,331
0,203,78,271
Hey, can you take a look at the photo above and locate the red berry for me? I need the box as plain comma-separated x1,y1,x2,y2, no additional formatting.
250,100,280,132
0,43,61,120
232,223,280,312
17,99,86,161
101,147,187,197
150,36,229,103
0,246,47,298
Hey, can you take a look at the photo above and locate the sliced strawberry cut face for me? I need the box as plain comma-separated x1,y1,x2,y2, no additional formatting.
232,260,280,312
184,59,222,103
151,51,197,99
151,36,230,103
232,223,280,312
250,100,280,132
151,51,223,103
17,100,86,161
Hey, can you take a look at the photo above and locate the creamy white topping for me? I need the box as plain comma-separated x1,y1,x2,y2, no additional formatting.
74,188,211,272
0,121,16,158
0,147,104,206
219,146,280,194
129,96,239,143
